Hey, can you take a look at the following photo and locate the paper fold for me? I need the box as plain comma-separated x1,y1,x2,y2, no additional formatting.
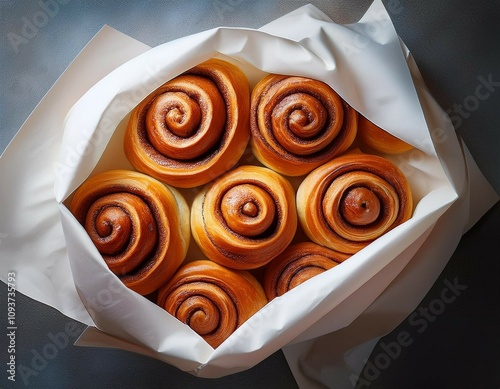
0,26,151,327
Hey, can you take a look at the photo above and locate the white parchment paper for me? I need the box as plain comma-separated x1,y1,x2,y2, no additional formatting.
1,1,498,384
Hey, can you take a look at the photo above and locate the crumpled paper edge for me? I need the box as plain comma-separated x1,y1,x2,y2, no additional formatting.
57,2,461,377
0,25,151,327
280,22,499,389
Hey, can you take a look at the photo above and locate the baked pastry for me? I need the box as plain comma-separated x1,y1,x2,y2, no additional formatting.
263,242,350,300
250,74,357,176
69,170,190,295
296,153,413,254
124,58,250,188
357,115,413,154
191,165,297,269
157,260,268,348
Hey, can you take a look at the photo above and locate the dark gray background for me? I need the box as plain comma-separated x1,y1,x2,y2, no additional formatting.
1,1,499,388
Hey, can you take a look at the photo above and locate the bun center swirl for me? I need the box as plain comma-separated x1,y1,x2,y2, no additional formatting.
297,154,413,254
322,172,399,242
220,184,276,237
85,193,157,275
271,93,330,155
341,187,381,225
163,281,237,339
150,92,202,138
191,165,297,269
262,77,343,156
145,75,226,161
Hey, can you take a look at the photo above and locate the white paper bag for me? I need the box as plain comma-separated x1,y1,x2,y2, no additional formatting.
1,0,497,382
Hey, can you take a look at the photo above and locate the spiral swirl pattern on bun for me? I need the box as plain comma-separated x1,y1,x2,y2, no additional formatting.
191,165,297,269
69,170,190,295
250,74,357,176
157,260,268,348
297,154,413,254
124,58,250,188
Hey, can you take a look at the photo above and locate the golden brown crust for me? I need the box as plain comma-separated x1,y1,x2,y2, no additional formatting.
263,242,349,300
250,74,357,176
357,115,413,154
124,58,250,188
191,165,298,269
296,153,413,254
156,260,268,348
69,170,190,295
